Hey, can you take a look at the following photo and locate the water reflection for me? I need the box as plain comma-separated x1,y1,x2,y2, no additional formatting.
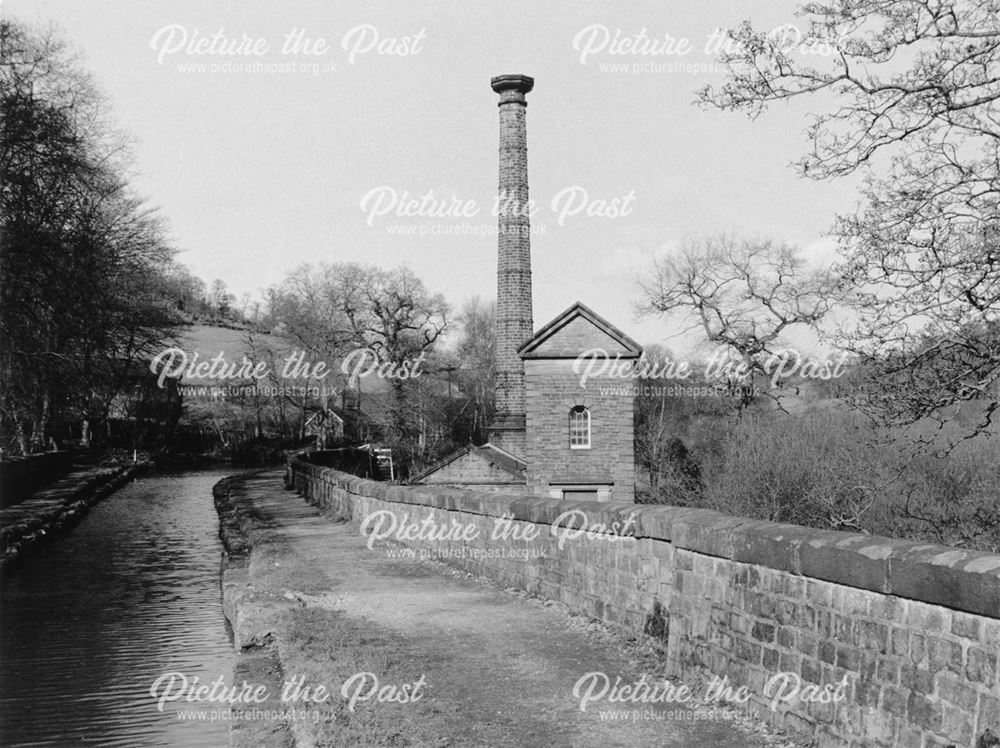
0,470,234,747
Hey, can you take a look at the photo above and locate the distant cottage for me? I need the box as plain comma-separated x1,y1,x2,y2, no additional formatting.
413,74,641,502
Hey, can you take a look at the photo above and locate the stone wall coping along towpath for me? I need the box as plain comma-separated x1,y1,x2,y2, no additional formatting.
289,456,1000,619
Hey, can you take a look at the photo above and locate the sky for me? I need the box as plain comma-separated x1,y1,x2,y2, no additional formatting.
8,0,860,353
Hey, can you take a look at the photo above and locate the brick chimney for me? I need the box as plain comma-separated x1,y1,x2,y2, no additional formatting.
488,73,534,458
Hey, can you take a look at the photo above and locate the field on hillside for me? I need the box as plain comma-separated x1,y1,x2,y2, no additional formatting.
169,325,388,392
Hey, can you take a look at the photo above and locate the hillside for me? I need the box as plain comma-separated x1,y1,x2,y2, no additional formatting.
167,325,389,393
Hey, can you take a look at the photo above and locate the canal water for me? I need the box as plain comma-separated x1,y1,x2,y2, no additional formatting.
0,470,235,747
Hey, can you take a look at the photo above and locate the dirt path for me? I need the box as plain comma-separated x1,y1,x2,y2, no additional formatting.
218,470,798,748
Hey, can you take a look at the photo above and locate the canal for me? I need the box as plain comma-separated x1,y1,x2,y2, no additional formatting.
0,470,235,747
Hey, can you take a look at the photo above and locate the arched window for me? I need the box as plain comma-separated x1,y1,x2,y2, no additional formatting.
569,406,590,449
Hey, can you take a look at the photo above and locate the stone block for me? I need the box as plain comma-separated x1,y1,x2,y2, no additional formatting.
857,621,889,654
378,485,404,503
733,639,762,664
835,615,857,644
880,684,907,714
752,621,776,643
777,626,797,649
729,520,812,574
906,692,943,733
631,505,699,541
779,649,802,674
965,646,996,685
835,645,863,672
869,595,905,622
978,694,1000,737
924,637,962,675
801,657,823,685
818,641,837,665
452,493,487,516
798,632,818,658
505,497,559,525
950,611,982,641
862,707,895,745
799,531,898,594
889,627,909,657
762,646,780,670
888,544,1000,618
936,672,979,712
940,703,974,746
899,664,935,696
363,481,389,500
672,510,753,558
806,579,834,608
876,657,899,684
893,722,923,747
908,605,953,638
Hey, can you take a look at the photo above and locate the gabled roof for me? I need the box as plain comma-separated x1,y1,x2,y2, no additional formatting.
304,408,344,428
474,442,527,476
518,301,643,359
409,442,527,484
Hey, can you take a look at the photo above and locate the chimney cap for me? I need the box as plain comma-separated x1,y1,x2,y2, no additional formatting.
491,74,534,94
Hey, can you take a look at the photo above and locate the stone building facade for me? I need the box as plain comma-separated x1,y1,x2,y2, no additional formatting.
521,303,641,501
413,74,641,503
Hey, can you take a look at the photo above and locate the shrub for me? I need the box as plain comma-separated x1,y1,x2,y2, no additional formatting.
703,408,887,531
642,401,1000,551
890,440,1000,552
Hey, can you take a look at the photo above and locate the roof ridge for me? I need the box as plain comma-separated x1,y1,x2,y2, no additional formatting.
517,301,643,357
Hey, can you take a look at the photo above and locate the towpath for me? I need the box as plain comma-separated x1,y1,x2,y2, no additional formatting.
216,469,799,748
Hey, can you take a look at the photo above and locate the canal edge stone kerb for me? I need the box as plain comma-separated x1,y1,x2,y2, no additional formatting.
0,463,151,568
211,472,295,748
288,457,1000,620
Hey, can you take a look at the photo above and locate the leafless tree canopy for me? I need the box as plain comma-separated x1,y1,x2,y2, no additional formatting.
638,236,839,370
1,20,179,453
270,262,448,366
267,262,449,469
698,0,1000,432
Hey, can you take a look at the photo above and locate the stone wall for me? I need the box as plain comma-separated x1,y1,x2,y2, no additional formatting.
524,359,636,501
290,458,1000,748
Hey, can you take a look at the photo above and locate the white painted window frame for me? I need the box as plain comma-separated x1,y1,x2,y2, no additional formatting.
569,406,591,450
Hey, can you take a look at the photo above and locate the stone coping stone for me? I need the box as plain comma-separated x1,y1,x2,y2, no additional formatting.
728,520,816,575
798,531,910,594
887,544,1000,619
631,506,704,542
671,511,754,558
289,459,1000,617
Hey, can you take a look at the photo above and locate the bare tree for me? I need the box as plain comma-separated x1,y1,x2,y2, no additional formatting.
638,236,839,406
337,264,448,467
454,297,496,443
1,20,178,452
268,262,449,472
698,0,1000,436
